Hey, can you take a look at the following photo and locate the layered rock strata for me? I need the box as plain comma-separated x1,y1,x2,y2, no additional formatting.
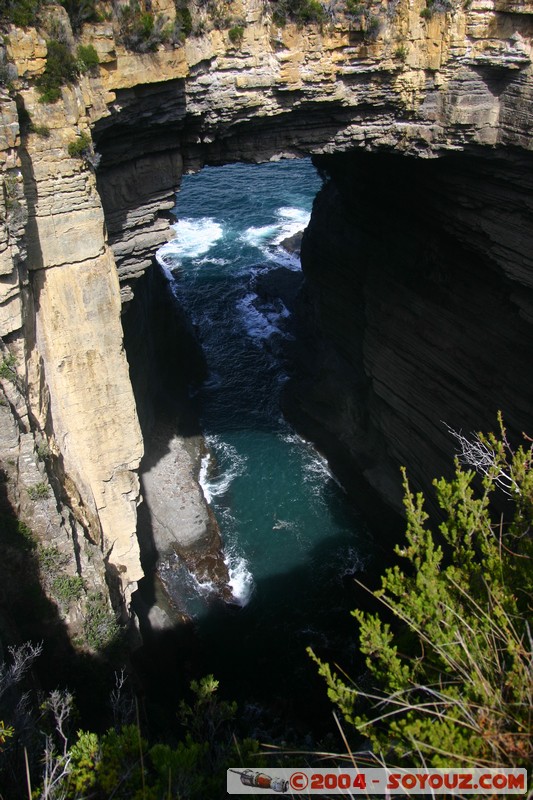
0,0,532,611
286,148,533,514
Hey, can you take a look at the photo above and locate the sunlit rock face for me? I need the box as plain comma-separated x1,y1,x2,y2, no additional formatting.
1,0,533,598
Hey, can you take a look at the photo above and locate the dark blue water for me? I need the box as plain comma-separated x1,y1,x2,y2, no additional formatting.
156,160,372,731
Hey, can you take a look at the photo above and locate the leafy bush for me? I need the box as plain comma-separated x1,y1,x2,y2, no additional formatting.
343,1,381,36
68,130,101,168
36,39,78,104
420,0,453,17
39,544,70,574
76,42,98,73
228,24,244,44
60,675,264,799
311,420,533,769
27,481,50,500
0,641,262,799
116,0,178,52
174,1,192,36
0,0,42,26
83,592,120,651
0,353,17,381
36,439,51,460
344,0,363,15
67,130,91,157
270,0,326,25
32,122,51,137
52,574,85,607
363,11,380,39
395,42,408,60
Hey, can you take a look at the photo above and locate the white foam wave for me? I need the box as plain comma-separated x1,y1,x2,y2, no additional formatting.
199,452,213,503
278,430,304,446
236,293,279,340
158,555,218,615
225,550,254,606
272,206,311,244
268,248,302,271
240,224,279,249
190,573,217,597
236,292,291,342
192,256,230,267
156,218,223,270
238,206,310,268
199,436,247,504
303,450,331,482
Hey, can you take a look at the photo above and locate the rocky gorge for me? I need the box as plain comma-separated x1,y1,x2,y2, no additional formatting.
0,0,532,646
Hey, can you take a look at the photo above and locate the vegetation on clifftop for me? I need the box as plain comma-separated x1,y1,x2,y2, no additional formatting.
0,657,264,799
0,0,42,27
311,418,533,771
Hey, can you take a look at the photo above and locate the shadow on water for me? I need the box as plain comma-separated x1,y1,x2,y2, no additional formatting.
131,484,388,741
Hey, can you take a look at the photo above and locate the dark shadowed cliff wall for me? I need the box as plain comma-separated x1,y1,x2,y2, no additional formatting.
286,148,533,514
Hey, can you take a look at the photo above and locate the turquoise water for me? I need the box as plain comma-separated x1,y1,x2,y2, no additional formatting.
156,160,372,729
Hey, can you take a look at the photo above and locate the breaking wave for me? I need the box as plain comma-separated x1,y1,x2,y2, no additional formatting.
156,218,223,270
199,435,247,504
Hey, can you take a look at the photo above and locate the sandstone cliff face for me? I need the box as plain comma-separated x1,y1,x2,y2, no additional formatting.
1,0,533,610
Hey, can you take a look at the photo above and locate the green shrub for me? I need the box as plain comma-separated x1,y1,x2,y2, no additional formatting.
67,131,91,157
83,592,120,651
228,24,244,44
31,123,51,137
420,0,452,17
311,419,533,769
395,42,408,60
39,544,69,574
0,0,42,26
270,0,326,25
116,0,175,52
52,574,85,606
60,676,265,799
344,0,363,16
174,2,192,36
296,0,326,23
27,481,50,500
68,131,100,168
363,11,380,39
76,43,98,73
36,39,78,104
36,440,51,460
0,353,16,381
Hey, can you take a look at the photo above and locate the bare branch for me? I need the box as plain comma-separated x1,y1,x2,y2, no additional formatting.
442,423,520,496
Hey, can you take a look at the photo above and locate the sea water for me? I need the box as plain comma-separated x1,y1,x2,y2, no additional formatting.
155,159,372,732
